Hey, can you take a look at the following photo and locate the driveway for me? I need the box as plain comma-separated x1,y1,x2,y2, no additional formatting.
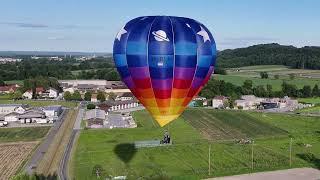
210,168,320,180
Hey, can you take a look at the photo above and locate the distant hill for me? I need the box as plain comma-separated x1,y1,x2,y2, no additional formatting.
217,43,320,70
0,51,111,57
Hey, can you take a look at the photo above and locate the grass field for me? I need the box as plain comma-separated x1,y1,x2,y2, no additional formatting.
0,127,50,142
4,80,23,85
72,109,320,179
298,98,320,104
0,99,78,108
215,65,320,91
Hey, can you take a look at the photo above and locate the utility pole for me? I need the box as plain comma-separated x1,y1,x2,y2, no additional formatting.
289,138,293,167
208,144,211,176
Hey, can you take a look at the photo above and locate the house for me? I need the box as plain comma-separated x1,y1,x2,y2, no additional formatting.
22,87,45,99
48,88,59,98
83,109,106,128
212,96,229,109
0,84,19,94
189,96,207,107
0,104,28,114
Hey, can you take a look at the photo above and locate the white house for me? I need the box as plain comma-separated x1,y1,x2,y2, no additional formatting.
42,105,62,119
23,91,33,99
48,88,59,98
212,96,228,109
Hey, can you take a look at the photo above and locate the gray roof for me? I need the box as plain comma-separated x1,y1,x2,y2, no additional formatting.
84,109,105,120
0,104,27,107
18,110,45,118
43,105,62,111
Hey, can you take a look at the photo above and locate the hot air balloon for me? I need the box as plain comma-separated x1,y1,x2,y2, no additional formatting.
113,16,217,127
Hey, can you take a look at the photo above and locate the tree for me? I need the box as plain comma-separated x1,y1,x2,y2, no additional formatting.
0,79,5,86
274,74,280,79
12,91,22,100
107,92,117,101
282,81,298,97
301,85,312,98
72,90,82,101
97,91,106,102
266,84,273,97
312,84,320,97
260,72,269,79
254,85,267,97
87,104,96,109
84,91,92,101
242,80,253,94
64,91,72,101
289,73,295,80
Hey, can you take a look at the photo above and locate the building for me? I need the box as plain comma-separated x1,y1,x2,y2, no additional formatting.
18,110,47,123
0,104,27,115
212,96,229,109
115,92,134,101
23,87,45,99
23,87,59,99
4,112,20,122
83,109,106,128
235,95,265,110
97,103,111,113
48,88,59,98
58,80,130,95
105,113,137,129
189,96,207,107
0,84,19,94
42,105,62,120
105,100,139,111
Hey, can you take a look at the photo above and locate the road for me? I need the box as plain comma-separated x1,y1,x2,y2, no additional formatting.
58,108,84,180
25,108,68,175
210,168,320,180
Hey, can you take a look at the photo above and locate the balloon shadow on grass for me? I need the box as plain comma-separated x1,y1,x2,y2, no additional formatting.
114,143,137,165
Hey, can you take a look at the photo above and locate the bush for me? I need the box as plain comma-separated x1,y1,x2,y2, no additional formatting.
87,104,96,109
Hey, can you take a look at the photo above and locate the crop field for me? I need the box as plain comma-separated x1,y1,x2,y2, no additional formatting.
0,99,78,108
0,141,38,180
0,127,50,142
214,65,320,91
72,109,320,179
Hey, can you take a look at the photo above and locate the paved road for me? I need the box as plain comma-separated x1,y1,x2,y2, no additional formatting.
25,108,68,175
58,108,84,180
210,168,320,180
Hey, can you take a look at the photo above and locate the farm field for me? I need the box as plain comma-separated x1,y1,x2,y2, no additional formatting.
215,65,320,91
72,109,320,179
0,99,78,108
0,141,38,180
0,127,50,142
298,97,320,104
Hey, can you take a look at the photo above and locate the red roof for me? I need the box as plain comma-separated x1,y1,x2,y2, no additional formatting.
26,87,45,93
0,85,18,92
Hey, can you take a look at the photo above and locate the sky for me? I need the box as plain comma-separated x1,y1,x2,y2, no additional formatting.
0,0,319,52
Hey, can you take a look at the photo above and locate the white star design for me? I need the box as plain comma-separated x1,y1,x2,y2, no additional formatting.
197,26,210,43
186,23,191,28
116,27,127,41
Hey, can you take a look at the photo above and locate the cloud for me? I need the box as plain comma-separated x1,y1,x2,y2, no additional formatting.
47,36,68,40
0,22,48,28
0,22,104,30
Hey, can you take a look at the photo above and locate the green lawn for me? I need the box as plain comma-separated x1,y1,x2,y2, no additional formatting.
0,99,78,108
298,98,320,104
214,75,320,91
0,94,12,100
4,80,24,85
0,127,51,142
72,109,320,179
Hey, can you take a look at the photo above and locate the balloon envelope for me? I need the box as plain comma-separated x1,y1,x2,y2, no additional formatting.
113,16,217,126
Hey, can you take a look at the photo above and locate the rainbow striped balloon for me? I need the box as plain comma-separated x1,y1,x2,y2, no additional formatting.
113,16,217,126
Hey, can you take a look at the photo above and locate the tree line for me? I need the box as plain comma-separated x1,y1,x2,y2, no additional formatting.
217,43,320,69
200,78,320,103
0,57,120,81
